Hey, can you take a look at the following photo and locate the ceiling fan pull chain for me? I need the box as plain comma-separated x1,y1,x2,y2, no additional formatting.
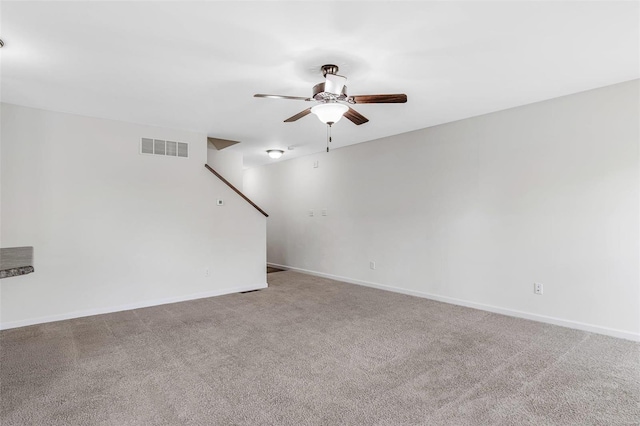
327,123,331,152
326,123,333,152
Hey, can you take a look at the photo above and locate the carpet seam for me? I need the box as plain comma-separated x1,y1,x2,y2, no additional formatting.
434,332,593,424
512,332,592,395
425,328,564,422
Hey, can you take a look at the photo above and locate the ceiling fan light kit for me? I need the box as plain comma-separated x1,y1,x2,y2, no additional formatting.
266,149,284,159
311,102,349,125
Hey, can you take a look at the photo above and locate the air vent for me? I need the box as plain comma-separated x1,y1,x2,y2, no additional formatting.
177,142,188,158
154,139,166,155
141,138,189,158
141,138,154,154
166,141,177,156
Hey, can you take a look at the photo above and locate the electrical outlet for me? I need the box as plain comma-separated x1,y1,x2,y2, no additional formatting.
205,268,210,277
322,208,328,216
369,261,376,270
534,282,543,295
308,209,314,217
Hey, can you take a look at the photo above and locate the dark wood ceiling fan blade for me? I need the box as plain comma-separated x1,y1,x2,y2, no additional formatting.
284,108,312,122
254,94,310,101
350,94,407,104
344,108,369,125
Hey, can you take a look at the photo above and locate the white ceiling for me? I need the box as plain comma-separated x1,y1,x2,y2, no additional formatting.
2,1,638,168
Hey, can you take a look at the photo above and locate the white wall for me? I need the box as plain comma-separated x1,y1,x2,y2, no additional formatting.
0,103,266,328
207,147,244,190
244,80,640,340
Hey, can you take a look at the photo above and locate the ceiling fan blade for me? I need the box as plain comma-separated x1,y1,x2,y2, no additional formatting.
344,108,369,125
349,94,407,104
284,108,312,123
254,94,311,101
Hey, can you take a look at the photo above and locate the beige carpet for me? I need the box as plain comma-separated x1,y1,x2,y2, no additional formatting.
1,271,639,425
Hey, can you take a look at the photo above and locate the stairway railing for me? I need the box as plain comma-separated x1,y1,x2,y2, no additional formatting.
204,164,268,217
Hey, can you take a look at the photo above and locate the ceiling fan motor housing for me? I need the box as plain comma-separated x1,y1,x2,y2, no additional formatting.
312,82,348,102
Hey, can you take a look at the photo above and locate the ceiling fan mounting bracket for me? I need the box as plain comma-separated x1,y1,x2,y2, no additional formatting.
321,64,339,77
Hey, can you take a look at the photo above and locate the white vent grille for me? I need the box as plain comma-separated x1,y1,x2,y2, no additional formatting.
141,138,154,154
154,139,166,155
178,142,188,158
141,138,189,158
166,141,177,156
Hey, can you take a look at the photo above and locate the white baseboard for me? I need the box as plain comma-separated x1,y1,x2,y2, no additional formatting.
0,283,268,331
268,262,640,342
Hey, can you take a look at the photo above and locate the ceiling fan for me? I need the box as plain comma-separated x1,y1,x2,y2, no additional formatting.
254,64,407,126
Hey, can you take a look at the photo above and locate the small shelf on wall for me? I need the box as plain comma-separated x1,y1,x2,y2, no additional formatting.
0,247,34,279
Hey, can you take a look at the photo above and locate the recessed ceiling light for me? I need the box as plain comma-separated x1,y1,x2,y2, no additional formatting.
266,149,284,159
